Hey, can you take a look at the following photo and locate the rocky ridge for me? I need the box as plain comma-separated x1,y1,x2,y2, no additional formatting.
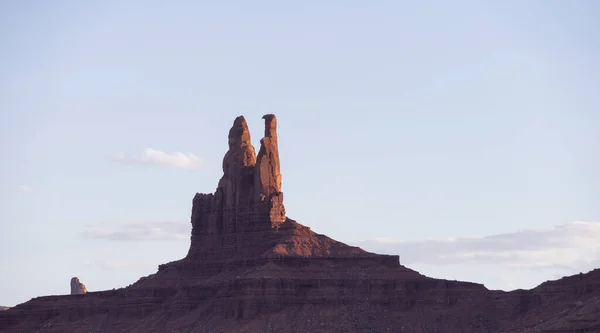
0,115,598,333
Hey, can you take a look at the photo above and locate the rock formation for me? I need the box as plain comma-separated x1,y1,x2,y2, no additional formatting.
69,277,87,295
186,115,292,262
254,114,286,228
0,115,599,333
185,114,369,265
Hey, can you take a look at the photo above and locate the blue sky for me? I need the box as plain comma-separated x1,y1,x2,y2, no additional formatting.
1,0,599,306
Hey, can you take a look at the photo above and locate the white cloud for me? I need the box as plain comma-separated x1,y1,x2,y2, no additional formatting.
109,148,202,170
82,221,189,242
354,221,600,290
19,185,32,192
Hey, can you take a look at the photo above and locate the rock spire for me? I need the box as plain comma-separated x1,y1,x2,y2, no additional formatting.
217,115,257,208
70,277,87,295
187,114,287,260
254,114,285,227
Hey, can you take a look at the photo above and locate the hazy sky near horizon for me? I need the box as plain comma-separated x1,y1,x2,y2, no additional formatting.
1,1,600,306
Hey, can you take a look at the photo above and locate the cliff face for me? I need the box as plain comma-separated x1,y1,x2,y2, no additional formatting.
1,115,599,333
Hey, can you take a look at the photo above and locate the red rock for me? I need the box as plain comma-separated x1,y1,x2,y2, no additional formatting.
0,115,599,333
69,277,87,295
254,114,286,228
218,115,256,209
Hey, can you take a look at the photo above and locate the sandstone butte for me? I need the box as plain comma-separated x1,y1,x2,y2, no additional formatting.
70,277,88,296
1,115,599,333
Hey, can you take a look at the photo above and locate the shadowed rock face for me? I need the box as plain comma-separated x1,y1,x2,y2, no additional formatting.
1,115,599,333
69,277,87,295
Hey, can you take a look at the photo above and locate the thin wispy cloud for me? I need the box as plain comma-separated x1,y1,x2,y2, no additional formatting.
83,259,157,271
356,221,600,272
109,148,202,170
19,185,32,192
82,221,189,242
84,220,600,272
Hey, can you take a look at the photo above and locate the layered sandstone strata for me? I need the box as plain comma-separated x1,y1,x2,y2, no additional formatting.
1,115,599,333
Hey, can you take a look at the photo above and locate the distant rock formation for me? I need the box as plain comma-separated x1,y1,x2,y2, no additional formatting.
69,277,87,295
0,115,599,333
0,307,9,311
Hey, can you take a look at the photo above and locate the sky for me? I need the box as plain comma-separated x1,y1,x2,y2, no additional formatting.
1,0,599,307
